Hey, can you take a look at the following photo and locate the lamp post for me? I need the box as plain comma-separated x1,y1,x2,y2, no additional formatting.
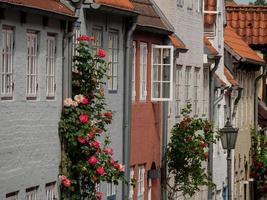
219,118,239,200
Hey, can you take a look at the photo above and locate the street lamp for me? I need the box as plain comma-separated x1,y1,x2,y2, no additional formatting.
219,118,239,200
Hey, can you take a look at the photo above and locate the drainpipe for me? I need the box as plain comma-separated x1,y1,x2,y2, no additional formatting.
122,17,137,200
254,65,267,132
208,56,220,200
231,87,242,121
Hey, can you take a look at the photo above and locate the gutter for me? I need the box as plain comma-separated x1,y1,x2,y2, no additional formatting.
208,55,221,200
122,17,137,200
254,65,267,132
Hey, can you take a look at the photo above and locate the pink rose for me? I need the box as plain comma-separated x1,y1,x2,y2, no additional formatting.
96,191,102,200
103,148,113,155
88,156,98,165
79,114,89,123
63,179,71,187
90,140,101,149
96,166,105,175
104,111,113,119
77,136,86,144
109,157,115,165
82,97,90,105
77,35,95,41
113,162,125,172
87,132,96,140
97,49,106,58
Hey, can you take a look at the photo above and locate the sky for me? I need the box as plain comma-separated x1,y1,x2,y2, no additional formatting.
235,0,252,3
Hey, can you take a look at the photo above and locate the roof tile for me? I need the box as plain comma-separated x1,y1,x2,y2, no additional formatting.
1,0,74,16
226,4,267,45
224,66,239,86
204,36,218,56
95,0,134,11
224,26,264,63
169,34,186,50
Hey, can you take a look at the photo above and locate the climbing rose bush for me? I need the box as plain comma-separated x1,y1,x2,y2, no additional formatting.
59,36,125,200
165,103,216,199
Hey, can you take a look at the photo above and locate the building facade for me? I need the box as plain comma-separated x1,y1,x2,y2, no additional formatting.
69,1,137,199
0,1,74,199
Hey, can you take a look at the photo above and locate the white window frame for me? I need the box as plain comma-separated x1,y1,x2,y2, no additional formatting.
140,42,148,101
107,183,116,197
132,41,136,101
108,30,119,91
203,67,209,116
187,0,193,10
1,26,14,99
26,31,38,99
6,191,18,200
193,67,200,116
177,0,184,7
185,66,191,102
25,187,38,200
129,167,134,200
151,45,174,101
92,26,103,55
137,165,145,200
45,182,56,200
175,65,183,117
46,35,56,99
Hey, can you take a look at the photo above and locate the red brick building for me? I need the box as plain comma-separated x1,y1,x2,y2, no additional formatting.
129,0,186,199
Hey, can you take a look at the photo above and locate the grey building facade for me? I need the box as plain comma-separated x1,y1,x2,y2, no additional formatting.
0,1,74,199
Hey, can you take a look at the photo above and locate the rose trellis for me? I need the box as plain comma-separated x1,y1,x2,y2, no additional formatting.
59,35,125,200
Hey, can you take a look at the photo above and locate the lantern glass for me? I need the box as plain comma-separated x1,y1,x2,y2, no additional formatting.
219,120,239,150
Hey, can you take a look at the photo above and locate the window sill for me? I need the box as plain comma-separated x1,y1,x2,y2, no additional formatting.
26,96,37,100
46,96,55,100
1,96,13,100
108,90,118,94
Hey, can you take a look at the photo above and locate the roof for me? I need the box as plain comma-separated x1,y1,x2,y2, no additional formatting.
204,36,219,56
131,0,172,32
204,0,217,28
226,4,267,45
0,0,74,17
224,26,265,64
169,34,187,51
95,0,134,11
224,66,239,86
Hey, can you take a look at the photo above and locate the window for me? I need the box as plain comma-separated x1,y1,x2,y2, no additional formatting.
137,165,145,200
92,26,103,55
187,0,193,10
203,67,209,116
140,42,148,101
107,183,116,199
1,26,14,99
177,0,184,7
46,35,56,99
26,31,38,99
45,182,56,200
72,22,81,72
196,0,202,12
25,186,38,200
129,167,134,200
193,68,200,116
185,66,191,102
6,191,18,200
108,31,119,91
132,41,136,101
151,45,173,101
175,65,183,117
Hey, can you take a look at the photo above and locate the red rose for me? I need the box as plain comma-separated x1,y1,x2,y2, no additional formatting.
77,35,94,41
97,49,106,58
88,156,98,165
109,157,115,165
96,192,102,200
82,97,90,105
96,166,105,175
90,140,101,149
186,135,193,141
103,148,113,155
104,111,113,119
78,136,86,144
63,179,71,187
79,114,89,123
200,142,208,148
